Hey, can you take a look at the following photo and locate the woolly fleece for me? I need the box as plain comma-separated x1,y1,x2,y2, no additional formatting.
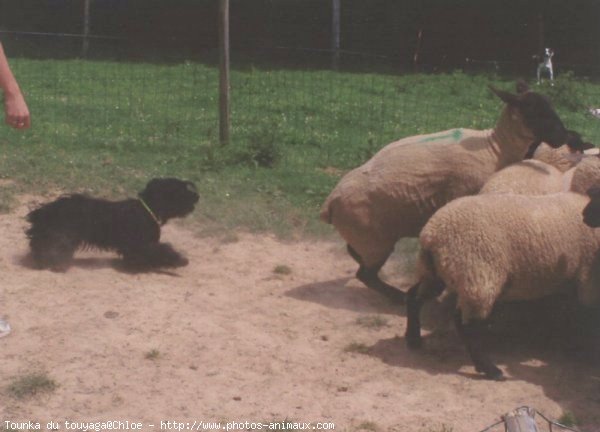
321,104,538,268
417,192,600,322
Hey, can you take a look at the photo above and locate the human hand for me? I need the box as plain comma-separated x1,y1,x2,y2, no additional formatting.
4,91,30,129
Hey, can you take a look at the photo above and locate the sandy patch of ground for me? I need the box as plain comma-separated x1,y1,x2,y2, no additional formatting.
1,198,599,432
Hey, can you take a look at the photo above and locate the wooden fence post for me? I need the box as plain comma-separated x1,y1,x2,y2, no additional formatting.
413,29,423,73
331,0,341,70
219,0,231,146
82,0,91,58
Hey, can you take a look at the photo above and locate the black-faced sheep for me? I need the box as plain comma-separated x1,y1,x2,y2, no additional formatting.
320,82,568,302
527,143,579,172
405,156,600,380
524,129,594,166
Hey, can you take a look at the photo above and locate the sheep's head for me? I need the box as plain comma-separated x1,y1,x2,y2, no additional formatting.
583,185,600,228
526,132,596,171
490,81,567,148
570,154,600,194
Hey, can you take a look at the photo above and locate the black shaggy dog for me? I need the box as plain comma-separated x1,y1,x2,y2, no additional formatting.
26,178,199,271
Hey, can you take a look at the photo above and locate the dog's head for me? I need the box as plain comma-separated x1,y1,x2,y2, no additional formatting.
544,48,554,59
139,178,199,223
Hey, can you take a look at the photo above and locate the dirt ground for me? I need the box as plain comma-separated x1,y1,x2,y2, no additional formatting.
1,197,600,432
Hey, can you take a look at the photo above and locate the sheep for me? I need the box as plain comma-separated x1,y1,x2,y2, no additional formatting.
320,82,567,302
479,158,565,195
404,155,600,380
525,129,593,160
570,154,600,195
480,133,598,196
523,130,594,170
529,143,579,172
479,146,591,196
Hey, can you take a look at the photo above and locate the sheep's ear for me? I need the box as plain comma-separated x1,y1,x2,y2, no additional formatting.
516,80,529,94
489,86,519,105
582,141,596,151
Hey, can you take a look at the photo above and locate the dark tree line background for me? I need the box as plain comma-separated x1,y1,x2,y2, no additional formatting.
0,0,599,73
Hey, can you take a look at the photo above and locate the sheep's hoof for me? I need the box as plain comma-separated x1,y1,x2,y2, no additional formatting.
487,372,506,382
477,365,505,381
406,335,423,349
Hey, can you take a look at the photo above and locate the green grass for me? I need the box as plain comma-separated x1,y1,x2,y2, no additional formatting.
355,315,389,329
0,182,17,214
343,342,371,354
2,59,600,235
6,372,57,399
273,264,292,275
558,411,579,427
145,349,161,360
420,425,454,432
354,421,379,432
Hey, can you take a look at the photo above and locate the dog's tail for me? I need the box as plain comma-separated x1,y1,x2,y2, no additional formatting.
26,194,88,238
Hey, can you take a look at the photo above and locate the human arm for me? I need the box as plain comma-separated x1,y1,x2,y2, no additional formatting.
0,42,30,129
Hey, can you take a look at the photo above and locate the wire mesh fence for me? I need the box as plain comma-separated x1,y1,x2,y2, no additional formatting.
2,30,600,178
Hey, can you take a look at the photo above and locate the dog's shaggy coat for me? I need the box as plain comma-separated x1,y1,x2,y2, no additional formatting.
26,178,199,271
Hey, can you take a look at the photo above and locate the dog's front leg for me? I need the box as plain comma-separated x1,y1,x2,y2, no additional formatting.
122,242,189,270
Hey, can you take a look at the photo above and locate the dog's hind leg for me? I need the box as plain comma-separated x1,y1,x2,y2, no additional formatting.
122,242,188,270
29,232,78,271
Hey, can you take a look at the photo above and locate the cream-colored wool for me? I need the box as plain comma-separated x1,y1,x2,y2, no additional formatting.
479,159,565,195
417,192,600,322
532,143,580,172
480,154,600,196
570,155,600,195
321,104,538,268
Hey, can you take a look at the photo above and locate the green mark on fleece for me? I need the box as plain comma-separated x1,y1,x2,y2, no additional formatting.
419,129,463,143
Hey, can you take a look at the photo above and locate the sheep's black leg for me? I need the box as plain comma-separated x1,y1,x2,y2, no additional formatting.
405,279,445,349
347,245,405,304
122,242,188,270
356,263,406,304
454,310,504,381
405,282,424,348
